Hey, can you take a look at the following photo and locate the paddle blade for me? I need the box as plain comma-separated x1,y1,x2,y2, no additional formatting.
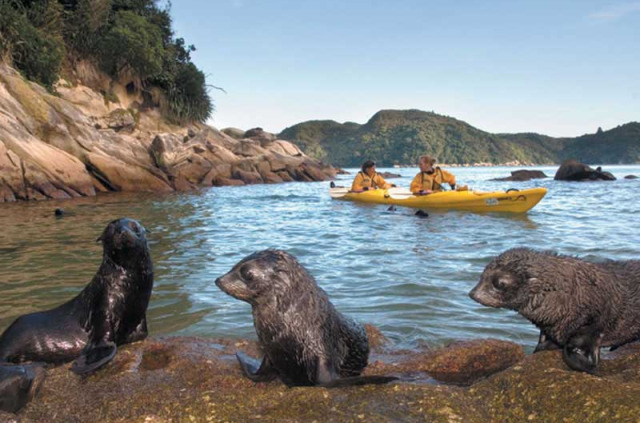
386,187,415,200
329,187,350,199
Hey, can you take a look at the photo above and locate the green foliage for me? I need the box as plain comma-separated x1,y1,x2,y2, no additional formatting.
99,10,163,79
161,62,212,124
0,0,65,89
560,122,640,164
279,110,640,166
63,0,111,55
1,0,213,123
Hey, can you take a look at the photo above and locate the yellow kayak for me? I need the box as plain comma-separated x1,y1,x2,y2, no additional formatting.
329,187,547,213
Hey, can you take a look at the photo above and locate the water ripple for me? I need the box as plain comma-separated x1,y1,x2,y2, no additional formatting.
1,165,639,351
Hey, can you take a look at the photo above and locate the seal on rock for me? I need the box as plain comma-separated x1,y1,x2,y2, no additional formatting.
0,363,45,413
0,218,154,374
469,248,640,373
215,249,396,387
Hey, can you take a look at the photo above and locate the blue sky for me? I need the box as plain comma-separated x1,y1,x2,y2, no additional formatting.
170,1,639,137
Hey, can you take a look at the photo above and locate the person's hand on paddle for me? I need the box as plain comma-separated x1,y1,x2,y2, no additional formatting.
362,187,370,191
390,184,397,188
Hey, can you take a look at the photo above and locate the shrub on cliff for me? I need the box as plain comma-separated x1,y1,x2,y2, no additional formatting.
99,10,163,80
1,0,213,124
0,0,65,89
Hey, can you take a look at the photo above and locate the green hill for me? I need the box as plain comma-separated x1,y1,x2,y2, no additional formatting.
560,123,640,164
279,110,639,166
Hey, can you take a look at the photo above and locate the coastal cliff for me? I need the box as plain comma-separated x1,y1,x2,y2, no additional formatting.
0,65,336,203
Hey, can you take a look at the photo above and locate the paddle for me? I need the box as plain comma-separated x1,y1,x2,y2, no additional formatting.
329,187,350,199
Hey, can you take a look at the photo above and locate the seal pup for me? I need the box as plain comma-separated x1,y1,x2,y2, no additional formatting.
0,363,45,413
0,218,154,375
469,248,640,373
215,249,396,387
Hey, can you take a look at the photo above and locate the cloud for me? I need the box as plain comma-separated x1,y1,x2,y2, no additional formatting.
588,2,640,22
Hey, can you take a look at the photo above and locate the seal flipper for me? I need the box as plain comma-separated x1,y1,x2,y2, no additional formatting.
534,331,561,352
0,363,46,413
562,329,601,374
124,318,149,344
236,351,277,382
70,341,117,375
316,359,398,388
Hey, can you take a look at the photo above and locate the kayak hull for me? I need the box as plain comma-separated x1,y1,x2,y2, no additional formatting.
333,187,548,213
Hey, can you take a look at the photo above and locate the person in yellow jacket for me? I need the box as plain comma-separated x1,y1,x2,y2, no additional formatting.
351,160,394,191
410,155,456,194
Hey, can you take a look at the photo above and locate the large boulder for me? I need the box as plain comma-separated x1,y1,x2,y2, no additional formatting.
221,127,245,140
554,160,616,181
232,168,263,184
491,169,547,181
102,108,136,132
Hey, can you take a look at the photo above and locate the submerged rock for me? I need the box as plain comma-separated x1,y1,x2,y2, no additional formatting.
379,171,402,179
491,169,547,181
14,336,640,422
625,175,638,179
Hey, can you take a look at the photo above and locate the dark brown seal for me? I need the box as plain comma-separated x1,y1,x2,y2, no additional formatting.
0,218,154,374
215,249,396,387
469,248,640,373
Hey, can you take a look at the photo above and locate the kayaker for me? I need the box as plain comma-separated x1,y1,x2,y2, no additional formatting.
410,155,456,195
351,160,394,191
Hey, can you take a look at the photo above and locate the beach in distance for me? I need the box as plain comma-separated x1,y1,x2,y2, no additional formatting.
1,164,639,351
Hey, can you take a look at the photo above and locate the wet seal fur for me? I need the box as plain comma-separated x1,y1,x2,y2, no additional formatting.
216,249,397,387
0,218,153,375
469,247,640,373
0,363,45,413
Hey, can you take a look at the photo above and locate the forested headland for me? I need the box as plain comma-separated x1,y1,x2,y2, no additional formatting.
279,110,640,167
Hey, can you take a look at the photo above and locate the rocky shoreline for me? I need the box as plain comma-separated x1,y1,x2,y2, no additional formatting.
6,332,640,423
0,65,336,203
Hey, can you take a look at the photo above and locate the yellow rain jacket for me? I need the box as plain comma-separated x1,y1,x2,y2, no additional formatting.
351,172,391,191
410,167,456,193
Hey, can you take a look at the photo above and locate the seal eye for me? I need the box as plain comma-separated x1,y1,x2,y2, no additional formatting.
240,266,257,283
492,276,512,291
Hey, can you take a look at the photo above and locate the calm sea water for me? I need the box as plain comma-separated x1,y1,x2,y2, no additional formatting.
1,165,639,351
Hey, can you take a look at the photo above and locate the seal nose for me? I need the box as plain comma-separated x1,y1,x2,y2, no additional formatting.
469,286,479,301
214,276,225,291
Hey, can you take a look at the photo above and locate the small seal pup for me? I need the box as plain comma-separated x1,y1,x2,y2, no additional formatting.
215,249,397,387
469,247,640,373
0,218,154,375
0,363,45,413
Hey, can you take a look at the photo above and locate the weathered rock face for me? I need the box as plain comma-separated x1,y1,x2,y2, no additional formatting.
491,169,547,181
0,65,337,203
554,160,616,181
13,336,640,422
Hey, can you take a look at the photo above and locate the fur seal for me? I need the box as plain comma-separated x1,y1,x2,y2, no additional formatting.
0,218,153,374
215,249,396,387
469,247,640,373
0,363,45,413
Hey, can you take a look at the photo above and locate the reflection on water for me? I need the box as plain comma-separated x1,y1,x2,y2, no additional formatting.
1,165,639,350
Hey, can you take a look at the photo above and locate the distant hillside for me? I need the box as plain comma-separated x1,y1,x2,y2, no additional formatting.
279,110,639,166
560,123,640,164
